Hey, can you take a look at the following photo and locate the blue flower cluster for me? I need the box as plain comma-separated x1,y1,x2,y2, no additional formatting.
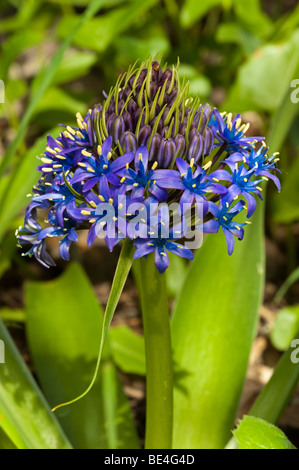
17,61,280,273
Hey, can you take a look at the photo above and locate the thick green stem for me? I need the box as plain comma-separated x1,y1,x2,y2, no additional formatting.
136,256,173,449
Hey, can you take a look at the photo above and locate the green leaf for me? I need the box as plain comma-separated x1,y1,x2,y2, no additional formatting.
233,416,296,449
25,261,139,449
0,318,72,449
232,0,272,38
57,0,159,53
0,427,17,449
171,203,264,449
52,50,98,85
224,29,299,112
110,326,146,376
216,23,261,56
33,87,86,115
180,0,225,28
270,306,299,351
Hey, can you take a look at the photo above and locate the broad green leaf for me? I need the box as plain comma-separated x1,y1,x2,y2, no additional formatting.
0,318,72,449
233,0,272,38
33,87,86,115
25,262,140,449
180,0,225,28
270,307,299,351
171,203,264,449
216,23,261,56
0,127,61,241
0,427,17,449
57,0,159,53
233,416,296,449
52,51,98,85
224,29,299,112
270,152,299,224
165,252,188,299
110,326,146,376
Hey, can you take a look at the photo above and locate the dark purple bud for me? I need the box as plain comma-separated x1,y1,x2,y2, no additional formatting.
149,133,162,161
174,134,186,159
138,124,151,146
149,83,158,101
158,138,176,168
133,109,145,127
111,116,125,145
187,133,203,163
127,100,138,116
117,100,125,114
106,113,117,133
120,131,137,153
203,127,214,155
123,111,134,132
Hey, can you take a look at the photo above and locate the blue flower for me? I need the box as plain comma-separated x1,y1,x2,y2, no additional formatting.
199,199,248,255
157,157,227,214
16,219,55,268
117,145,174,201
211,164,263,217
212,110,263,152
133,207,193,273
224,145,281,192
70,136,134,190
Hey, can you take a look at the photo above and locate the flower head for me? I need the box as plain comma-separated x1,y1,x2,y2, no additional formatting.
17,58,280,271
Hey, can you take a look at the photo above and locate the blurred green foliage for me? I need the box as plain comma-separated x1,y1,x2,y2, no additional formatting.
0,0,299,450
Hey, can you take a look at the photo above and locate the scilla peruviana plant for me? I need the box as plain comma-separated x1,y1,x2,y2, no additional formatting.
16,58,280,449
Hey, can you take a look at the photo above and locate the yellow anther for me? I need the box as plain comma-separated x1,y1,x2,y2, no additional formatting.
109,198,113,205
76,112,83,121
202,161,212,170
152,162,158,170
97,145,102,155
78,162,86,167
87,168,95,173
76,131,84,139
213,178,219,182
190,158,195,168
256,186,263,191
41,157,53,164
53,164,62,169
90,200,97,208
120,177,126,183
235,117,242,129
118,203,123,210
81,210,91,215
103,164,108,169
89,219,96,223
223,216,227,221
67,126,76,135
41,167,53,172
54,147,62,152
113,216,118,222
46,147,56,155
138,152,143,161
82,149,92,157
99,195,105,201
192,184,196,188
107,152,112,160
133,183,139,187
